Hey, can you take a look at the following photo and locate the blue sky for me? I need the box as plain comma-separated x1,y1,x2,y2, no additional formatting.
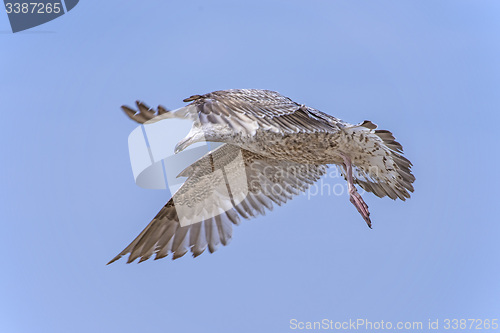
1,1,499,332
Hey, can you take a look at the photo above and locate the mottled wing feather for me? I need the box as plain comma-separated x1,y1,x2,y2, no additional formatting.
108,144,327,264
147,89,337,135
121,101,169,124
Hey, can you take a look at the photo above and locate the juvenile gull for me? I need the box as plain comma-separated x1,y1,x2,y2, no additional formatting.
108,89,415,264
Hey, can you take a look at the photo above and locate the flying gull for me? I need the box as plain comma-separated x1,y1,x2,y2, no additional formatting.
108,89,415,264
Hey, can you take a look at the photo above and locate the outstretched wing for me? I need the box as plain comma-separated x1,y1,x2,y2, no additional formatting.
140,89,339,135
108,144,327,264
121,101,169,124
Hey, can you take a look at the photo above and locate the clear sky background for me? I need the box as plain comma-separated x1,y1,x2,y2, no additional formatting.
1,1,499,332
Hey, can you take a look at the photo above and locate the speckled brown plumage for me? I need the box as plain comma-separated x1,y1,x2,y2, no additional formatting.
110,89,415,263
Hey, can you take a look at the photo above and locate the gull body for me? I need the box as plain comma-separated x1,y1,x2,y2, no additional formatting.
109,89,415,264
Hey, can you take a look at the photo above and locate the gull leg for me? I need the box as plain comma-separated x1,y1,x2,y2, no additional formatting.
341,153,372,228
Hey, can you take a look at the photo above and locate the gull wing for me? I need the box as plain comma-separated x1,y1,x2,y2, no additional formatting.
108,143,327,264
